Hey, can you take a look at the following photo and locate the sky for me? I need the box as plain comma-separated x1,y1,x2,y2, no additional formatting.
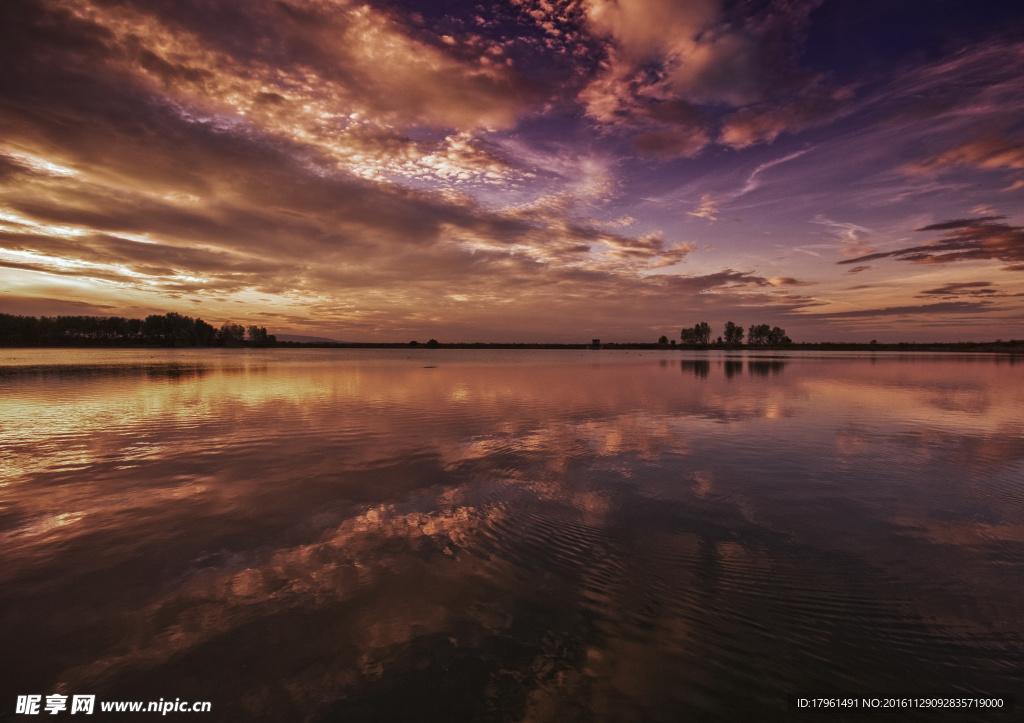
1,0,1023,343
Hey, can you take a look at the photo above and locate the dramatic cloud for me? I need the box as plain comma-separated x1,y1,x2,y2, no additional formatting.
839,217,1024,268
581,0,820,103
1,0,1022,341
0,0,550,194
572,0,853,154
719,84,852,149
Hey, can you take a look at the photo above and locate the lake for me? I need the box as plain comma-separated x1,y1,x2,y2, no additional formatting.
1,349,1021,721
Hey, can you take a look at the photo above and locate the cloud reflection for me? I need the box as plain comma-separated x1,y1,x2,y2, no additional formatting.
1,351,1022,717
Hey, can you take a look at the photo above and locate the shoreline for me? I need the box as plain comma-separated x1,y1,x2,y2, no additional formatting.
275,340,1024,353
3,341,1022,354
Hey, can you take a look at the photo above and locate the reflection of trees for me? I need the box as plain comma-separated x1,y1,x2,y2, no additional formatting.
678,358,788,380
680,359,710,379
747,360,786,376
0,363,211,382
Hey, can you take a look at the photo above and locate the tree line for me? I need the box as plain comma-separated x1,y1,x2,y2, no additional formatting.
676,321,791,346
0,312,275,348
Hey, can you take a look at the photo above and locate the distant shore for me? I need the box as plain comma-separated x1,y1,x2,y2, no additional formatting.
5,313,1021,353
271,340,1024,354
3,341,1021,354
5,336,1023,354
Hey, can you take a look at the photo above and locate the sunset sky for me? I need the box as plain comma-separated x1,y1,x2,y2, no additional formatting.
1,0,1022,342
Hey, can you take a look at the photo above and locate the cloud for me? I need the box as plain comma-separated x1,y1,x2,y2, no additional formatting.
767,277,810,287
4,0,1018,342
677,148,810,221
662,269,807,294
813,215,875,258
807,301,999,319
737,149,812,195
581,0,820,105
719,84,852,149
918,282,998,298
0,0,547,194
0,294,119,317
573,0,849,154
632,127,712,158
688,194,719,220
838,217,1024,268
0,0,605,317
575,59,714,156
906,133,1024,175
845,265,871,274
0,43,708,335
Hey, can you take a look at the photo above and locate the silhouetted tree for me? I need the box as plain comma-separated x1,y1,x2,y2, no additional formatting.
680,322,711,345
142,314,170,345
767,326,791,345
1,312,233,347
724,321,744,345
140,312,205,346
123,317,143,343
247,325,271,347
748,324,791,346
658,335,669,345
747,323,769,346
168,312,198,346
1,314,36,345
219,322,246,347
195,318,216,346
426,338,440,348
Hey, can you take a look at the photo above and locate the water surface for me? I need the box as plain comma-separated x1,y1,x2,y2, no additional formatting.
1,349,1021,720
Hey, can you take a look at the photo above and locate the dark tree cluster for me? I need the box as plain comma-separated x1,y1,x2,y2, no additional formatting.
0,312,275,348
677,321,791,346
746,323,791,346
724,321,744,344
679,321,712,345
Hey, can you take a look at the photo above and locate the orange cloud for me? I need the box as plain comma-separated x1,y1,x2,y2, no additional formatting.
20,0,543,191
687,194,719,221
577,0,846,154
719,88,852,149
906,133,1024,175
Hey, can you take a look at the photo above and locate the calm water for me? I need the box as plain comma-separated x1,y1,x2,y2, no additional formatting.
1,349,1021,721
